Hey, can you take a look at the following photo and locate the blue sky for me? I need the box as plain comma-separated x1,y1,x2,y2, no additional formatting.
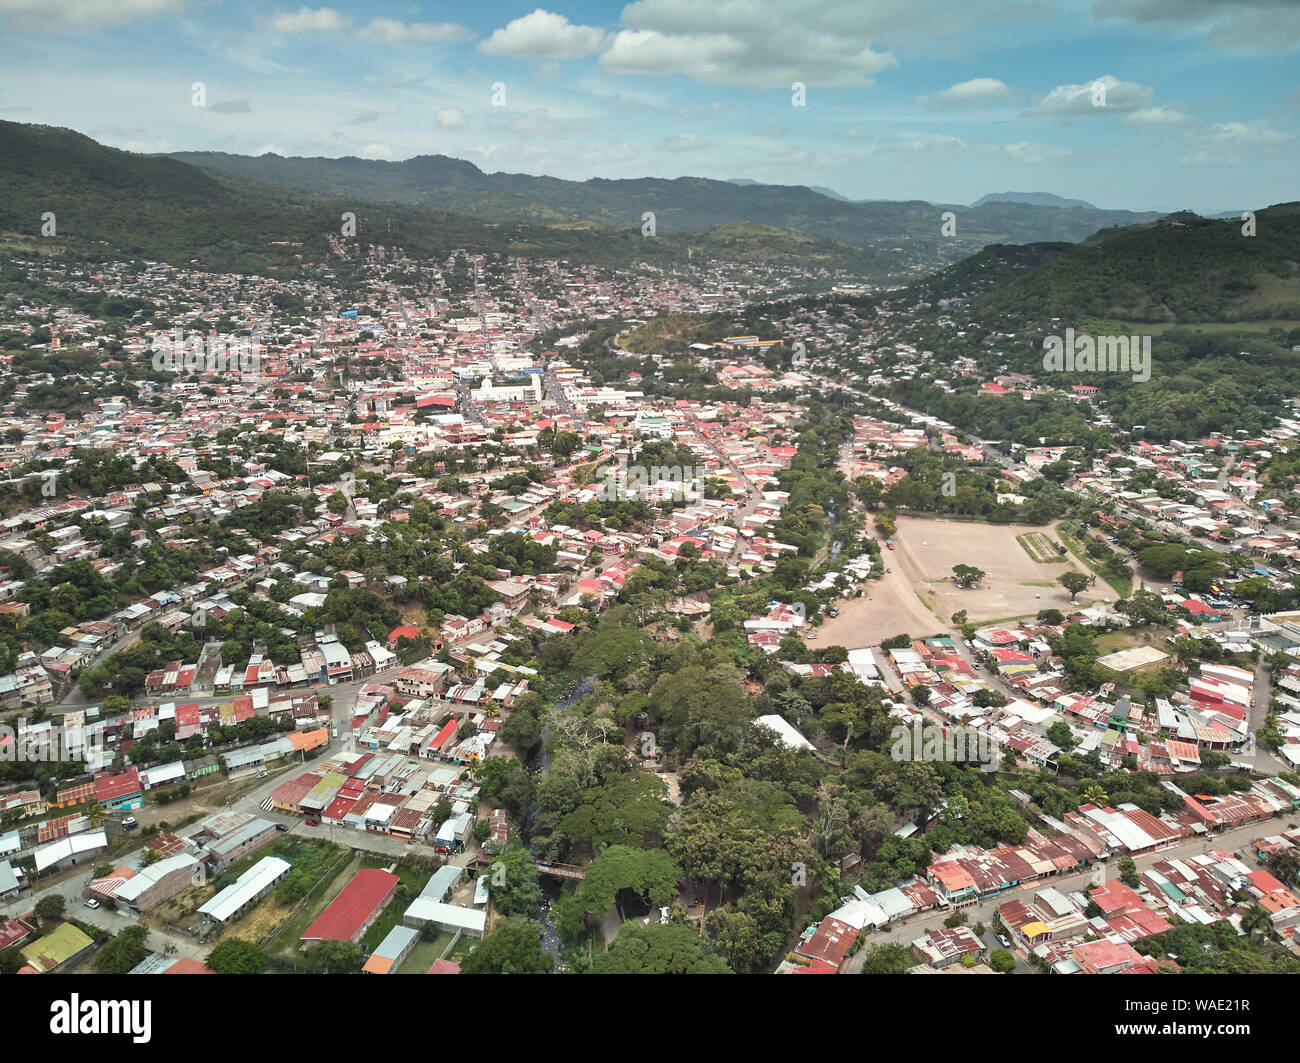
1,0,1296,212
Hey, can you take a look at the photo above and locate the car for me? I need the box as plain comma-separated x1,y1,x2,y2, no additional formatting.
274,823,290,832
433,846,451,855
332,728,339,739
121,816,138,830
304,817,320,827
997,934,1010,949
83,898,101,909
255,771,268,780
806,631,818,639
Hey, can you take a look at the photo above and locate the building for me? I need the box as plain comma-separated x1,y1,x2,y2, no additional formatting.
113,853,206,912
197,856,291,924
301,868,399,945
20,921,96,973
204,817,279,872
362,924,419,974
33,830,107,874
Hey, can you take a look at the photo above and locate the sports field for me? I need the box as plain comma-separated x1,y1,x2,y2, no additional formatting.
815,517,1103,650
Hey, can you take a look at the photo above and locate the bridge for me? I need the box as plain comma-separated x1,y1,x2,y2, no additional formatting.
532,861,586,880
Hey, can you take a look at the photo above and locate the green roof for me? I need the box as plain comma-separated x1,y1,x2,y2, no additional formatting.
22,922,94,972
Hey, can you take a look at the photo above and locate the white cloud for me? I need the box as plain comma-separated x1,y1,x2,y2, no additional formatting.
1122,105,1193,127
913,77,1016,107
267,6,348,34
359,17,471,45
1032,74,1153,114
436,107,467,129
268,8,470,44
890,131,1070,164
600,25,895,89
479,9,608,60
359,142,393,158
0,0,186,28
1181,121,1295,165
254,144,285,155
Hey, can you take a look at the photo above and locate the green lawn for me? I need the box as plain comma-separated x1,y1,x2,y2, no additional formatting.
1057,526,1133,598
394,933,455,974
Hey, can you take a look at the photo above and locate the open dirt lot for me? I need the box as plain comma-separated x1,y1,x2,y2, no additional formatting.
814,517,1104,650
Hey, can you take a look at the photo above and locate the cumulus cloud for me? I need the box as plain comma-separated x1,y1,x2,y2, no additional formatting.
436,107,468,129
599,25,895,89
1032,73,1153,114
267,7,470,44
479,9,608,60
913,77,1016,107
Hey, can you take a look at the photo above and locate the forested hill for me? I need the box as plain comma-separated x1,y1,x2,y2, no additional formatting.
0,122,911,278
950,205,1300,325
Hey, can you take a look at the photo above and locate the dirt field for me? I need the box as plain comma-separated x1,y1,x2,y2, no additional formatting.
814,517,1104,650
892,516,1103,623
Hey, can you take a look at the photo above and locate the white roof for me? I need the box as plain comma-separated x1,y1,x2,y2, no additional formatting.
34,830,107,872
198,856,290,922
403,898,486,933
752,714,814,752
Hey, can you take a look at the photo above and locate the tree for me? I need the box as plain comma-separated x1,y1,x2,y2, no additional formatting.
1059,570,1094,603
487,844,543,918
34,894,65,925
1046,720,1076,750
952,565,985,589
1117,856,1139,888
460,917,553,974
1241,903,1273,941
950,609,967,626
859,942,910,974
206,938,267,975
95,924,148,974
874,512,896,538
989,948,1015,973
591,921,731,974
306,939,363,974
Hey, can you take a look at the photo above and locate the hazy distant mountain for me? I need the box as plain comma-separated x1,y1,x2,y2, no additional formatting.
165,147,1164,250
0,121,905,278
972,192,1098,210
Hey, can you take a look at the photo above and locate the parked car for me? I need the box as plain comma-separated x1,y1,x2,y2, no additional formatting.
997,934,1010,949
255,771,268,780
274,823,290,832
121,816,138,830
83,898,101,909
304,817,320,827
